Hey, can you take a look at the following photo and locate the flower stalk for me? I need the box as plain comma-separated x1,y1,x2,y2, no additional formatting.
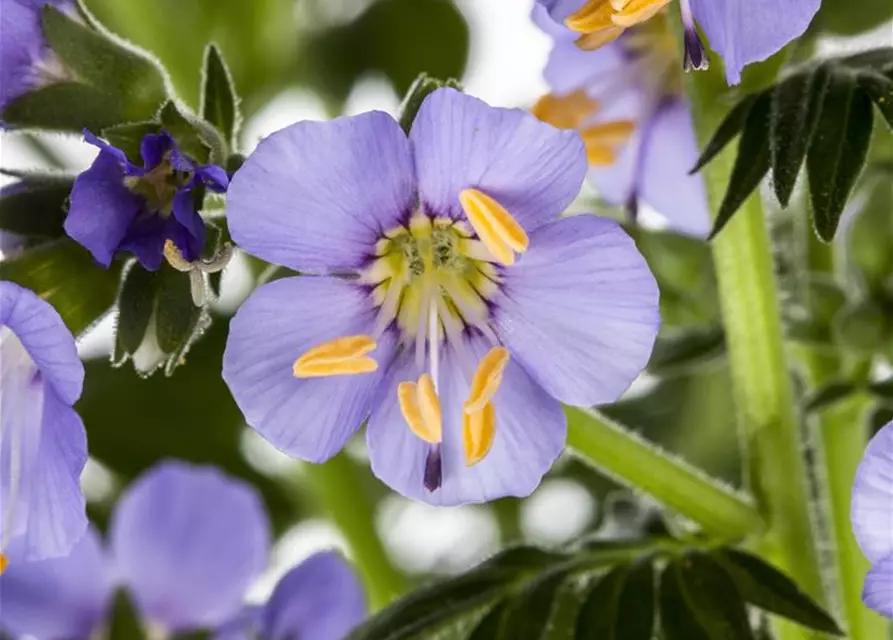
683,69,827,638
566,407,762,541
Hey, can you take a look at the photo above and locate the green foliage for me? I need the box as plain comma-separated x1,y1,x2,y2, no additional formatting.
2,6,167,131
348,539,842,640
398,74,462,135
0,175,73,238
201,45,241,148
695,49,893,243
816,0,893,36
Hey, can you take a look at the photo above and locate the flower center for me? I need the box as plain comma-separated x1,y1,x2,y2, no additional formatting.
125,157,192,217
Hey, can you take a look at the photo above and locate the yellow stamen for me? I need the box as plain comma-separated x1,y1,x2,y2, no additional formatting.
575,26,624,50
465,347,510,414
416,374,443,443
579,120,636,167
585,145,618,166
532,90,600,130
458,189,529,266
163,239,192,271
398,378,442,444
0,552,7,574
463,402,496,466
565,0,615,33
293,335,378,378
612,0,672,28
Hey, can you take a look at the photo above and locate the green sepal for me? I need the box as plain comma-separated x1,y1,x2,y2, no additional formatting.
201,44,240,148
101,121,162,164
0,175,74,238
159,101,228,167
106,589,148,640
398,73,461,135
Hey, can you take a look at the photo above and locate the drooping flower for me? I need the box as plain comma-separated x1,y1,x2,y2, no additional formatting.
0,461,271,639
215,552,367,640
0,0,75,111
851,421,893,619
65,131,229,271
223,88,660,506
536,0,822,85
533,12,710,236
0,280,88,573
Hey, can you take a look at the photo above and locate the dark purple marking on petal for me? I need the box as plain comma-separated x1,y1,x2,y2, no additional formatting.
683,27,710,72
424,445,442,492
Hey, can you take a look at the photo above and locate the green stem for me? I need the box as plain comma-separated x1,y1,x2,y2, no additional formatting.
684,73,827,637
302,453,407,611
566,408,762,541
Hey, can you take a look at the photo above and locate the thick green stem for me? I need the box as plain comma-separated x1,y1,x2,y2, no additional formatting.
302,453,407,611
566,408,762,541
684,74,826,637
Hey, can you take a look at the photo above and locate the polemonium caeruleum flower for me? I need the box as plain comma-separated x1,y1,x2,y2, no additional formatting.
0,0,74,111
851,421,893,618
0,461,271,638
223,87,660,506
215,552,367,640
0,281,87,574
66,131,228,271
533,12,710,236
535,0,822,85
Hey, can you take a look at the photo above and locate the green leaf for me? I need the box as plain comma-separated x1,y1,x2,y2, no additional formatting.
806,71,875,242
804,380,858,413
770,65,831,206
869,378,893,400
41,6,167,122
113,261,157,359
348,546,567,640
398,74,457,135
834,301,889,353
0,177,73,238
856,70,893,128
107,590,148,640
500,565,576,640
710,93,773,239
102,121,161,164
714,549,844,635
2,82,126,132
0,238,120,336
660,554,755,640
691,93,760,174
647,326,725,376
466,601,508,640
201,44,240,146
576,561,655,640
817,0,893,36
159,101,228,166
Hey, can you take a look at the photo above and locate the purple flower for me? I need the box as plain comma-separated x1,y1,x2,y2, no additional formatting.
851,421,893,619
533,13,710,237
0,0,75,111
536,0,821,85
65,131,229,271
0,461,271,638
223,88,660,506
0,281,87,573
215,552,367,640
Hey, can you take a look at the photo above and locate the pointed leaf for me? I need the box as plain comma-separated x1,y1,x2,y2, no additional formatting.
770,65,831,206
467,602,508,640
710,93,773,239
201,44,240,146
0,178,73,237
857,70,893,128
806,72,874,242
398,73,448,134
2,82,125,132
576,561,655,640
804,380,858,413
501,565,576,640
114,261,158,359
0,238,120,336
647,325,726,376
691,93,760,174
714,549,844,634
868,378,893,400
102,121,161,164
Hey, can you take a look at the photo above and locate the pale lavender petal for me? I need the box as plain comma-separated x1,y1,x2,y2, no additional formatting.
0,0,43,109
110,461,271,632
532,0,575,40
411,88,587,232
66,150,143,268
214,606,263,640
863,555,893,619
585,89,646,206
543,39,627,95
639,100,711,237
367,333,566,506
227,112,416,274
223,276,394,463
0,527,112,640
852,422,893,563
690,0,821,85
538,0,588,23
0,281,83,404
261,552,366,640
493,215,660,406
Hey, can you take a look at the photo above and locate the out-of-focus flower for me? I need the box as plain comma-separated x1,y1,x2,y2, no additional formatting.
851,422,893,619
66,131,228,271
536,0,821,85
215,552,367,640
533,12,710,236
0,461,270,638
0,0,75,111
223,88,660,506
0,281,87,572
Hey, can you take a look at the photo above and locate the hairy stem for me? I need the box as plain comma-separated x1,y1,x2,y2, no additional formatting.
566,407,762,541
303,452,407,610
684,72,827,638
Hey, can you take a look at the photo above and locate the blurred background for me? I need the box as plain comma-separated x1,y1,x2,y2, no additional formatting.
0,0,891,607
